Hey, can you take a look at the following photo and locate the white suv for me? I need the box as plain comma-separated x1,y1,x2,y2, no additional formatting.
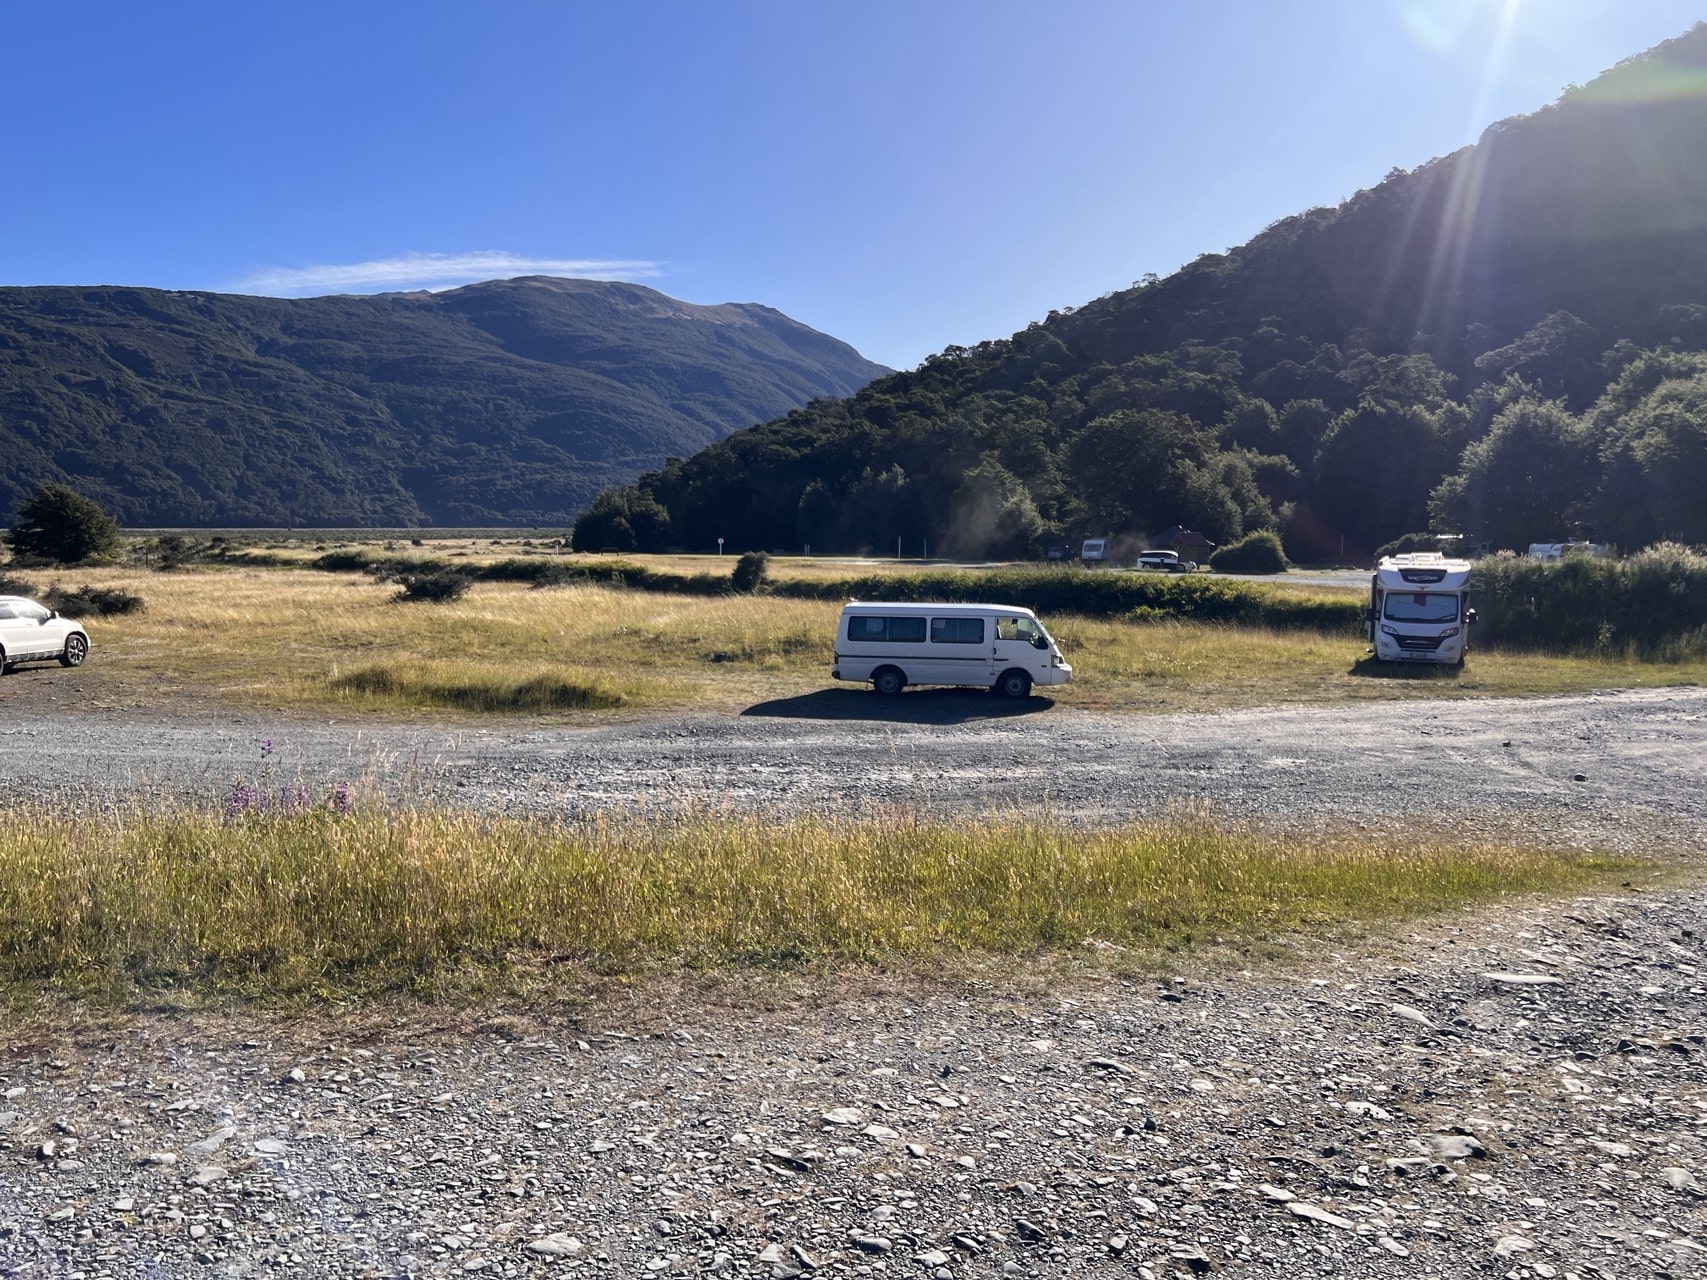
1136,549,1195,573
0,596,89,673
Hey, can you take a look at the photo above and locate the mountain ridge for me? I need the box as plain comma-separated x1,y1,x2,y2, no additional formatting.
0,276,888,526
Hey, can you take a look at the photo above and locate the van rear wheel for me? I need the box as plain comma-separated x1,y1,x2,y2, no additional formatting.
995,669,1032,699
872,667,906,696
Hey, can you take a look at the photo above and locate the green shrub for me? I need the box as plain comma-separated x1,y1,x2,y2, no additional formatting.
1470,543,1707,654
394,570,471,603
527,560,732,596
40,584,145,617
771,567,1364,632
313,549,381,573
731,550,771,593
1209,530,1290,574
0,573,36,597
476,557,572,583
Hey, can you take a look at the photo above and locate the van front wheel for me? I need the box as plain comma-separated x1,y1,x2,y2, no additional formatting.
872,667,906,696
995,669,1032,699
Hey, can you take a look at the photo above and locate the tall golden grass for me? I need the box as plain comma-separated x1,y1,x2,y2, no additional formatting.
15,566,1707,717
0,802,1635,1002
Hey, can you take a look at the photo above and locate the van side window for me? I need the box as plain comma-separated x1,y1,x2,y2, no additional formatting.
931,617,984,644
846,616,927,644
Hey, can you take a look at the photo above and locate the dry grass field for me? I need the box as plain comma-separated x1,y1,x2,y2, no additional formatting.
1,554,1690,1006
0,799,1642,1003
5,563,1697,719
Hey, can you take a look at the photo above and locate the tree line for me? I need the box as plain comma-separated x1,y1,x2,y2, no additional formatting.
577,25,1707,561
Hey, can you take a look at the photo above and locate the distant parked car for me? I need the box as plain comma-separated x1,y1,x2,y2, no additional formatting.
1137,549,1196,573
0,596,89,673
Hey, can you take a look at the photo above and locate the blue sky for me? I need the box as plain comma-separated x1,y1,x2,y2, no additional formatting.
3,1,1702,370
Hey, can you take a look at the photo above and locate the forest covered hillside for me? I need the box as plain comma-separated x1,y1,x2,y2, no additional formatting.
579,25,1707,560
0,276,888,526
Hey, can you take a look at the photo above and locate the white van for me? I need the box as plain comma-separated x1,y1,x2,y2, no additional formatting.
832,601,1073,698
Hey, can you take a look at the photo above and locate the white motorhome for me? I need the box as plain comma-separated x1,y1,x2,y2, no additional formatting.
1368,553,1477,666
832,601,1073,698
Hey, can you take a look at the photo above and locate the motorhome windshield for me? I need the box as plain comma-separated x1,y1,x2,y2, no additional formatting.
1383,592,1460,624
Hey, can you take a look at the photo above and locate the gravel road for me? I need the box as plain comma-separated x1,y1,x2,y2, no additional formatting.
4,685,1707,1278
3,684,1706,838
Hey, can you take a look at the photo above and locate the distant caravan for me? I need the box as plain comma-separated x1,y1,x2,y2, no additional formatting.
1366,553,1477,666
832,602,1073,699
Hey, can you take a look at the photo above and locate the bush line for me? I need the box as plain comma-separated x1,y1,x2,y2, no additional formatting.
295,545,1707,654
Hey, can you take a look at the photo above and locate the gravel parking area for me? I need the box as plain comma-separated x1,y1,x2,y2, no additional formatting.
2,686,1706,836
2,686,1706,1277
6,886,1707,1279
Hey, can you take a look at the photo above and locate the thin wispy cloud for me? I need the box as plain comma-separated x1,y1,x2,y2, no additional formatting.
231,251,666,296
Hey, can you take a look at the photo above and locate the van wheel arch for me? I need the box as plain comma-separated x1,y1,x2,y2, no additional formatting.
872,666,907,696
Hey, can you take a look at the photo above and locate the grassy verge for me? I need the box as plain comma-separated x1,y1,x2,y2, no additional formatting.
0,803,1641,1005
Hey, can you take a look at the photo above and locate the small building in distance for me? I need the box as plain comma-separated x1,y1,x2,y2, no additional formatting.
1153,526,1214,558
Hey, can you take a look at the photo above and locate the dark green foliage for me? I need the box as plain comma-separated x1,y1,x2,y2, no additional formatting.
769,568,1363,633
731,551,770,593
0,279,887,528
6,485,121,566
313,550,383,573
150,534,197,571
570,487,671,553
0,573,36,596
1312,400,1459,556
1209,530,1289,574
39,584,144,617
1593,363,1707,546
394,570,471,604
1372,533,1446,560
526,560,734,596
581,26,1707,560
1428,397,1596,549
1470,544,1707,654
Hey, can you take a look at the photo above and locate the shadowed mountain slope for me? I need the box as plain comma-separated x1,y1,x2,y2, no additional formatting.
0,276,888,525
580,26,1707,559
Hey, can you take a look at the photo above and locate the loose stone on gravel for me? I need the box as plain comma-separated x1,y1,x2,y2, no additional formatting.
1,693,1706,1277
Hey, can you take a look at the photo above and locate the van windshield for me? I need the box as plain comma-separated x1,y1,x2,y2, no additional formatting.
1383,592,1460,624
996,616,1045,645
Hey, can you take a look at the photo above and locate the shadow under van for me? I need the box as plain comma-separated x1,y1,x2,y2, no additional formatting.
742,687,1055,724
